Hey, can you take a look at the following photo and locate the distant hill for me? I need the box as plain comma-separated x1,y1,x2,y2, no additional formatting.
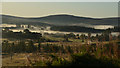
2,15,51,26
1,14,119,26
30,14,119,26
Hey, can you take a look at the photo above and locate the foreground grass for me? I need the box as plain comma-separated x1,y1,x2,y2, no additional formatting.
2,39,120,67
31,53,120,68
2,52,120,68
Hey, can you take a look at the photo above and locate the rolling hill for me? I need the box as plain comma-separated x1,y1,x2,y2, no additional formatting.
1,14,119,27
2,15,51,26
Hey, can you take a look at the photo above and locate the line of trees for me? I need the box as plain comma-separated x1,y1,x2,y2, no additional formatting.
2,29,42,39
2,40,37,53
51,26,105,33
63,31,120,42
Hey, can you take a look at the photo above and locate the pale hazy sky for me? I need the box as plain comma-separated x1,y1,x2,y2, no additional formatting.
2,2,118,18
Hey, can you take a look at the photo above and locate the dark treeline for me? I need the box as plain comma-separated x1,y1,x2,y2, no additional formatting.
2,40,70,54
64,32,120,42
2,27,18,29
2,28,63,42
2,29,42,39
50,26,105,33
2,40,37,53
109,26,120,32
51,26,120,33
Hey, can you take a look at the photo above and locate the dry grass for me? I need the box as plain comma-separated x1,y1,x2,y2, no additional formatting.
2,39,120,66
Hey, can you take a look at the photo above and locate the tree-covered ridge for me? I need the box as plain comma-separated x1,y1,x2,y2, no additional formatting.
51,26,104,33
51,26,120,33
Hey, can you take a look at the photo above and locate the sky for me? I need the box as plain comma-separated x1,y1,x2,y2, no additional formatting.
1,0,119,2
2,2,118,18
